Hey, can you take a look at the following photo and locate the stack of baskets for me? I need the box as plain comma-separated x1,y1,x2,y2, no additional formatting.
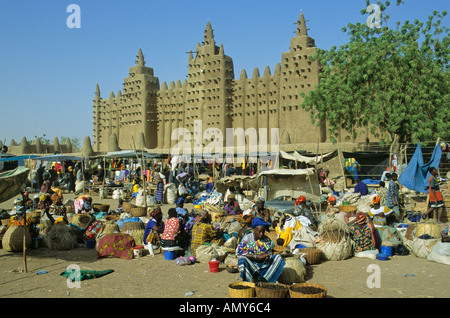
228,282,255,298
289,283,327,298
297,248,323,265
121,222,145,245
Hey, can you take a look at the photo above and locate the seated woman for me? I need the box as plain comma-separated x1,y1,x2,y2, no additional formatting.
143,207,164,247
368,195,393,228
160,208,180,249
190,211,223,256
251,197,271,223
275,213,302,247
349,212,378,258
224,194,242,215
236,218,285,283
322,196,348,224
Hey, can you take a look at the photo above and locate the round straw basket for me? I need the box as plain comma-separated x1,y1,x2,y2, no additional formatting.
2,225,32,252
93,203,110,213
122,202,136,213
121,221,145,232
338,205,357,214
289,283,327,298
297,248,323,265
273,245,286,255
255,282,289,298
228,281,256,298
131,207,147,217
71,213,93,228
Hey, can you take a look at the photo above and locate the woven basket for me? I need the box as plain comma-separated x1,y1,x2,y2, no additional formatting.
71,213,93,228
297,248,323,265
1,219,9,226
122,202,136,213
2,225,32,252
255,283,289,298
289,283,327,298
93,203,110,212
338,205,357,214
228,281,256,298
266,230,279,243
273,245,286,255
131,207,147,217
121,221,145,232
27,210,41,219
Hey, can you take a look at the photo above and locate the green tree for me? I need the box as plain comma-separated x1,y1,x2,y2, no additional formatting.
301,0,449,144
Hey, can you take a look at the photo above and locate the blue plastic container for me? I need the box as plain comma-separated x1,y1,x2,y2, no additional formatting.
164,250,177,260
377,253,390,261
380,245,393,257
86,239,96,249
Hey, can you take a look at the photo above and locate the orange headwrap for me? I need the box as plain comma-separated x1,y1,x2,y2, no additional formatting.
372,196,381,205
327,196,337,203
294,195,306,206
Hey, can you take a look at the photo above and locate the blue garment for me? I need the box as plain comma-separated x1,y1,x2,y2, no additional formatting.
144,219,163,244
354,182,368,196
176,206,187,217
386,180,399,208
237,254,285,283
398,143,442,194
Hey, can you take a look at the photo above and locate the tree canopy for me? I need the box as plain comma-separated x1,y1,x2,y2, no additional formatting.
301,0,449,145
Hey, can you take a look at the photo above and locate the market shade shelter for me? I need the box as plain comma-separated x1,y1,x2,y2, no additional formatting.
259,168,321,201
33,155,82,162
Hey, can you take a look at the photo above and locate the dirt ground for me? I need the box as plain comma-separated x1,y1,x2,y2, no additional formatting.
0,193,449,300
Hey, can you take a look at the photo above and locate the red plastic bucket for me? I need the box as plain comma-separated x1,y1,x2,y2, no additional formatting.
209,260,220,273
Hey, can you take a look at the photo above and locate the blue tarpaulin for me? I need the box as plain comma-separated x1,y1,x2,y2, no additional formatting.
398,143,442,194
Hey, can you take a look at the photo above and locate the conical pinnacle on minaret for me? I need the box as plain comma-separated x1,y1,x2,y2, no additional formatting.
296,11,308,36
95,83,101,98
204,21,215,46
136,48,146,66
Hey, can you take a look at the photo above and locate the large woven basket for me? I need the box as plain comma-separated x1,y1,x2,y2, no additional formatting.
131,207,147,217
228,281,256,298
255,282,289,298
289,283,327,298
338,205,357,214
93,203,110,213
2,225,32,252
209,211,226,223
297,248,323,265
71,213,93,228
122,202,136,213
121,221,145,232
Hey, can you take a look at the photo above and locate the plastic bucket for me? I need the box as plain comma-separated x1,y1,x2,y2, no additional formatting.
86,239,96,249
164,250,177,260
209,260,220,273
380,245,393,257
133,245,143,258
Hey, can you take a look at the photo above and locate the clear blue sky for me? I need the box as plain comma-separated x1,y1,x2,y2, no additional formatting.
0,0,447,148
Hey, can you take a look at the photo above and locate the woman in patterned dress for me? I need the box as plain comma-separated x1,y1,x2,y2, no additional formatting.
349,212,377,254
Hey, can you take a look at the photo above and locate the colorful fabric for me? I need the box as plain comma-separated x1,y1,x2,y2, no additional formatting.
275,214,301,247
377,187,388,206
429,176,444,207
224,201,242,215
369,206,391,227
372,195,381,205
97,233,135,260
294,195,306,206
161,217,179,241
236,233,274,256
144,218,162,244
190,222,220,256
237,254,285,283
155,182,163,203
386,180,399,208
349,224,377,253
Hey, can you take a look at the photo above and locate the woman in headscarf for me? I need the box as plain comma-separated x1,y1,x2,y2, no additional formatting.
144,207,164,246
349,212,377,257
236,219,285,283
153,167,166,205
224,193,242,215
251,197,271,222
368,195,392,227
190,211,223,256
